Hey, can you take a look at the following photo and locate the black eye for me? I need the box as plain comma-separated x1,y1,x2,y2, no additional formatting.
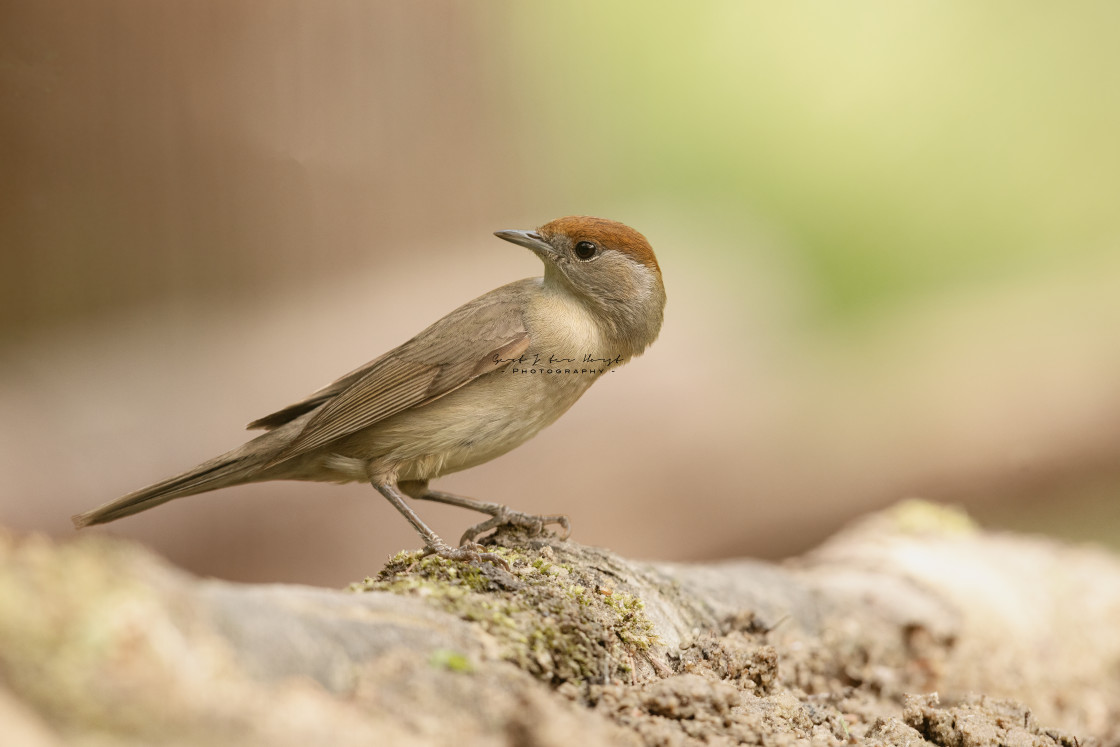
574,241,598,260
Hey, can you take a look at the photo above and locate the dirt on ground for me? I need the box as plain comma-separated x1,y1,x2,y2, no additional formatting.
0,502,1114,746
348,518,1101,747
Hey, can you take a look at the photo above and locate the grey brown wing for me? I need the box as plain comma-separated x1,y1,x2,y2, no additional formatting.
259,288,532,466
247,282,536,432
246,359,383,431
246,365,375,430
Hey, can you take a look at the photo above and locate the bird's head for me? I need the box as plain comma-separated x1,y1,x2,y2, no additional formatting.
495,216,665,354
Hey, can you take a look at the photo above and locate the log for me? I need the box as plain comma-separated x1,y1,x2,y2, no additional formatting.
0,500,1115,746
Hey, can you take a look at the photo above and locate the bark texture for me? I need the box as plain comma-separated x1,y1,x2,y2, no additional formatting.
1,500,1116,746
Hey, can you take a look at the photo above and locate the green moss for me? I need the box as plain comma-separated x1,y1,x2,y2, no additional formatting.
603,592,656,651
888,499,977,536
530,557,553,575
350,536,660,684
429,649,474,673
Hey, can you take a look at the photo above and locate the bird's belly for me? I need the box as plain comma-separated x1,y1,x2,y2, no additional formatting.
327,365,600,483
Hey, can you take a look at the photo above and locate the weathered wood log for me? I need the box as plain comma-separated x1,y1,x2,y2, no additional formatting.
0,501,1115,746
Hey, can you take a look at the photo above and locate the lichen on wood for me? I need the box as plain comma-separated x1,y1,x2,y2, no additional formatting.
1,500,1117,746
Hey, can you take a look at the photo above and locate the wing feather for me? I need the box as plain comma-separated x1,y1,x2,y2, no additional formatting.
246,362,381,430
255,281,534,466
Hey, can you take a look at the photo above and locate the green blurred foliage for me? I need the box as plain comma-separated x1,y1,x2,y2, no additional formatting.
493,1,1120,323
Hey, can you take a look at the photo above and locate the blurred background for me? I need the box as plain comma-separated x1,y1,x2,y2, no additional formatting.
2,1,1119,585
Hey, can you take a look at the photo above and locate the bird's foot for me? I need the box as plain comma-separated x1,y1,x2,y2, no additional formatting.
460,506,571,546
421,539,511,571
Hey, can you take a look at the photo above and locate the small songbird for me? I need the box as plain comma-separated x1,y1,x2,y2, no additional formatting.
73,216,666,567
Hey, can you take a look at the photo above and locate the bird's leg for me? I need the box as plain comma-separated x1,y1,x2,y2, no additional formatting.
400,481,571,547
373,481,509,570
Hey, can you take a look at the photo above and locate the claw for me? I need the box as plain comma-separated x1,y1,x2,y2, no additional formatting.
422,540,511,571
459,515,504,546
460,508,571,545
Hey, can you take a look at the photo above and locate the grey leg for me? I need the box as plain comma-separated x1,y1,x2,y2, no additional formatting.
400,480,571,547
374,481,509,570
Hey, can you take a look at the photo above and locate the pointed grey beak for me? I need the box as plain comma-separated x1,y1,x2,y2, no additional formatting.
494,229,556,258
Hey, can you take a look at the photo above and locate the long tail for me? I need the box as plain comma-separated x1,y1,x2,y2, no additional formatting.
72,452,264,528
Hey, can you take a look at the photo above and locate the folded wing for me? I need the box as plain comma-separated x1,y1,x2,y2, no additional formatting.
254,285,533,467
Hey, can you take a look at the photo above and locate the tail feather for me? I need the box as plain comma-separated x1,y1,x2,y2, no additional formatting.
72,454,259,528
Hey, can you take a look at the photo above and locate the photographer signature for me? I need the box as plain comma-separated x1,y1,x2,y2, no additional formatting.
492,353,624,367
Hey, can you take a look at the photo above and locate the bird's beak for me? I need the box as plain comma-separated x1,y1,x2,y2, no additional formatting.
494,229,556,259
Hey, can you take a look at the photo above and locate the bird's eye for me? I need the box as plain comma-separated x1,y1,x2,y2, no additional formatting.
574,241,598,260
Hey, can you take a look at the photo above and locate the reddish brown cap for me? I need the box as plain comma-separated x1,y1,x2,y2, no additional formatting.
538,216,659,273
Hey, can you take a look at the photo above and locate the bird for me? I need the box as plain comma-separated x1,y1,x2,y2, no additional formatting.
72,216,666,568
